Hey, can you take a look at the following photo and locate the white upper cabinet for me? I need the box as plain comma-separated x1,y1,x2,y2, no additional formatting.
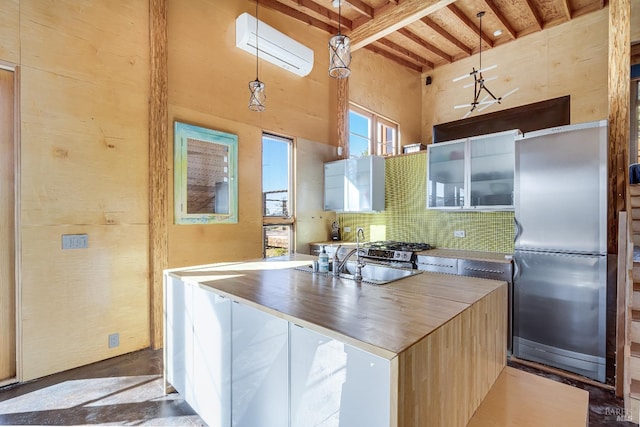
427,130,518,210
324,156,385,212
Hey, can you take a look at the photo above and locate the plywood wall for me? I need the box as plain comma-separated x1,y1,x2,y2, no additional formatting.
0,0,151,381
350,48,423,147
421,8,609,143
166,0,353,266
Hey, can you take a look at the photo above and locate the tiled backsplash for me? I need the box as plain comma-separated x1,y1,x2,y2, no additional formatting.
337,152,515,253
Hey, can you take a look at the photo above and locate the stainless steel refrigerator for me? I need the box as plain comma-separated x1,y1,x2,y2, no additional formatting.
513,120,608,382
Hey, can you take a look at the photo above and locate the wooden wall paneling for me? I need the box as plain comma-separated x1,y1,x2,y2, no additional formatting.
18,0,151,380
150,0,168,349
350,48,422,148
608,0,631,255
20,225,150,381
295,138,337,254
421,8,609,144
0,0,20,64
0,68,16,383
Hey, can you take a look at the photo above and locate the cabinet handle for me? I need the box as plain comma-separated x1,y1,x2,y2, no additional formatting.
421,262,455,268
462,266,503,275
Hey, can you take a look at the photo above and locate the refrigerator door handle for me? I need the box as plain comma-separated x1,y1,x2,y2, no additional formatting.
514,217,522,245
513,257,520,281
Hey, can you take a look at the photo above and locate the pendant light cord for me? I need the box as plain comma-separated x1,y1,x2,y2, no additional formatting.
338,0,342,35
255,0,259,80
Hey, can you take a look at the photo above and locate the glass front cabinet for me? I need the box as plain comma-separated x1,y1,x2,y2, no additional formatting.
427,129,519,210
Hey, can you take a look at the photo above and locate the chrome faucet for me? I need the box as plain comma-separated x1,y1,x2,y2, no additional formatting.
332,227,366,281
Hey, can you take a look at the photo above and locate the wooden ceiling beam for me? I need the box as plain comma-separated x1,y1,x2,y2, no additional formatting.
522,0,543,31
573,1,606,19
375,37,433,67
481,0,517,40
260,0,337,33
421,16,472,56
347,0,456,51
559,0,572,21
364,44,426,72
447,4,493,48
344,0,374,19
397,28,452,62
296,0,353,31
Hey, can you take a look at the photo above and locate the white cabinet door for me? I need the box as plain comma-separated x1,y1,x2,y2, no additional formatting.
324,156,385,212
324,161,346,211
164,275,194,403
290,325,391,427
192,285,231,427
232,302,289,427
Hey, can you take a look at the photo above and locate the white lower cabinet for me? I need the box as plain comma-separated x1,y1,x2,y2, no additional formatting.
290,325,391,427
165,277,391,427
164,275,194,404
192,285,231,427
232,302,289,427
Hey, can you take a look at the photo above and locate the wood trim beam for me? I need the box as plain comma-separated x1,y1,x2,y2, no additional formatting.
345,0,373,19
482,0,517,40
632,43,640,66
447,4,493,48
337,77,348,160
397,28,452,62
149,0,168,349
296,0,353,31
364,44,426,72
559,0,572,21
261,0,337,33
573,2,606,19
375,38,432,67
607,0,630,255
522,0,543,31
348,0,456,51
421,16,472,56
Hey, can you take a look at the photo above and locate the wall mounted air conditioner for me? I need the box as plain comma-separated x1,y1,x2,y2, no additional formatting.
235,12,314,77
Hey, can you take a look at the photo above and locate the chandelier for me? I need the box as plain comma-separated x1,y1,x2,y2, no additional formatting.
453,11,518,118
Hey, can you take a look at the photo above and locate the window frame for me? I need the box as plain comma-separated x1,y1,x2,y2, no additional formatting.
261,132,295,257
348,103,400,158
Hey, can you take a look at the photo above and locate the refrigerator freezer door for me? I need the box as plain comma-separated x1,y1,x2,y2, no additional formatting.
514,120,607,254
513,250,606,382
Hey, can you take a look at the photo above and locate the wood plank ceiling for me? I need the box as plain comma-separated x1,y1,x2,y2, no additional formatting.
261,0,607,73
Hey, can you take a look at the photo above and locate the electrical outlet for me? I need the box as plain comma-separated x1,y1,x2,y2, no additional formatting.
344,226,351,232
108,333,120,348
454,230,465,238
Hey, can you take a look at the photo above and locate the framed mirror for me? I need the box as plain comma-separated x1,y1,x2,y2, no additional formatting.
174,122,238,224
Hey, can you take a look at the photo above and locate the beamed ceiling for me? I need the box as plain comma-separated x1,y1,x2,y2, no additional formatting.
261,0,607,73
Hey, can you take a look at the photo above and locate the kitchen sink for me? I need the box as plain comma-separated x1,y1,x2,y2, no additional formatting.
295,261,422,285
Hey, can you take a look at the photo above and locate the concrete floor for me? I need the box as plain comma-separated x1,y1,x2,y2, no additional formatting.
0,348,634,426
0,348,204,426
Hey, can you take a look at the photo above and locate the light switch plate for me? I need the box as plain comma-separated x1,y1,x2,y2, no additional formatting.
62,234,88,249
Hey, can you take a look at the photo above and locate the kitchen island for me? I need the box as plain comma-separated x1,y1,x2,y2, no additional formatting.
164,254,507,427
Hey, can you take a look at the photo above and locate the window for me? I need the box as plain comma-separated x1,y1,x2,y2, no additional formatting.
262,133,294,257
348,103,399,158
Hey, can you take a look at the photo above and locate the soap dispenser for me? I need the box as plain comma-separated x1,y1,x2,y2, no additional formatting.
318,245,330,273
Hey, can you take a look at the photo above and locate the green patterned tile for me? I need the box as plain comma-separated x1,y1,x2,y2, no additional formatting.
337,153,514,253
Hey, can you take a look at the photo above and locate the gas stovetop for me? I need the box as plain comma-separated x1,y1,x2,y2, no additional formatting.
362,241,433,264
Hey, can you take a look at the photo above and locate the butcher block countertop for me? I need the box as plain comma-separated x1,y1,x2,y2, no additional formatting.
166,254,506,359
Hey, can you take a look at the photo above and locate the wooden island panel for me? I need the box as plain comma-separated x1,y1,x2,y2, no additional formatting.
397,285,507,427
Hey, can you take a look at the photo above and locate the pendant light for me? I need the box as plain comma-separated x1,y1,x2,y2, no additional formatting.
248,0,266,112
328,0,351,78
452,11,518,118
